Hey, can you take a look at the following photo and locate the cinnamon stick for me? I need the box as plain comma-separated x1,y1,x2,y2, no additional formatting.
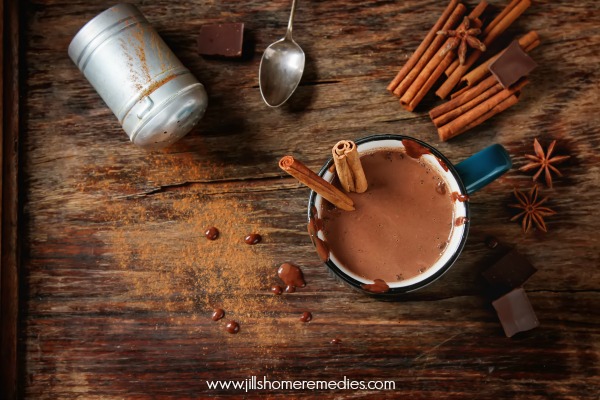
392,3,466,97
451,92,521,137
403,51,455,111
437,79,529,141
436,0,531,99
400,1,488,109
279,156,355,211
430,75,498,119
332,140,368,193
344,141,368,193
483,0,521,35
387,0,459,93
461,31,539,87
450,85,469,99
332,142,355,193
432,77,503,127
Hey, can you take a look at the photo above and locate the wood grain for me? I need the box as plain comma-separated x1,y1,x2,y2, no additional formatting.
1,0,21,399
8,0,600,398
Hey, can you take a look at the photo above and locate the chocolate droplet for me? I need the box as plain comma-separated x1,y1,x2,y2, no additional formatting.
300,311,312,322
330,338,342,344
451,192,470,202
455,216,469,226
244,233,262,245
226,321,240,334
277,262,306,288
211,308,225,321
436,181,447,195
284,285,296,293
205,227,219,240
271,285,283,295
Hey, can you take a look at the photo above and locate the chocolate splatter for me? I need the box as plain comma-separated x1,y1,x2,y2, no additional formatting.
436,181,447,195
211,308,225,321
284,285,296,293
277,262,306,288
451,192,470,202
226,321,240,334
402,139,430,159
205,227,219,240
244,233,262,245
271,285,283,295
300,311,312,322
360,278,390,294
455,216,469,226
308,219,330,261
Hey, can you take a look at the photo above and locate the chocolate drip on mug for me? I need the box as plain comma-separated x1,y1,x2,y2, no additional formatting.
361,279,390,294
455,216,469,226
451,192,470,202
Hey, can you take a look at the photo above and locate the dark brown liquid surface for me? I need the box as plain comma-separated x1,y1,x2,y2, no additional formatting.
321,150,454,282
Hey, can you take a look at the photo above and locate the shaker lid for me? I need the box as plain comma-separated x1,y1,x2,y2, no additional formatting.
128,81,208,150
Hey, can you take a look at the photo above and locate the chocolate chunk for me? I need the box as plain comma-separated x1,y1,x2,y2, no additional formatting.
492,288,539,337
482,249,537,293
198,23,244,58
489,40,538,89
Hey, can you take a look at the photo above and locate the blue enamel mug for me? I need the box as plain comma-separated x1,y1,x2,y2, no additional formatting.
307,134,511,296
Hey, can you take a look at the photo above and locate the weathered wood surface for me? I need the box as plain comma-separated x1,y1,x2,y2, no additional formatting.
1,0,21,399
10,0,600,398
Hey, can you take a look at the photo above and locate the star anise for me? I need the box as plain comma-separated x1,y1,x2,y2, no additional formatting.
437,16,486,65
519,138,570,188
509,185,556,233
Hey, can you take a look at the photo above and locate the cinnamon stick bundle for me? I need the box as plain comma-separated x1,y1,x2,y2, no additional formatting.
396,1,488,111
436,79,529,141
431,76,503,127
387,0,459,93
391,2,466,99
437,0,531,99
279,156,355,211
332,140,368,193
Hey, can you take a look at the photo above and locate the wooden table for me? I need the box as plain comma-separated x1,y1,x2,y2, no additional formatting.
2,0,599,398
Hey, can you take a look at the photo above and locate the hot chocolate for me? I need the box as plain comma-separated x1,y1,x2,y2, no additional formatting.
321,149,455,283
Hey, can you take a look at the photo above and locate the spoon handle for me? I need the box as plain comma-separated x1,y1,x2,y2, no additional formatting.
285,0,298,39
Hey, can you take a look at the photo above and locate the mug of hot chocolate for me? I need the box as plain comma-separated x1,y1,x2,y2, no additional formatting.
305,134,511,296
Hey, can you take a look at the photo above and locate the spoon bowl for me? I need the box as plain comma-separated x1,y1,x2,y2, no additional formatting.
259,0,305,107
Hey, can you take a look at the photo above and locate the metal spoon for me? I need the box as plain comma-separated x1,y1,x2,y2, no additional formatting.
259,0,305,107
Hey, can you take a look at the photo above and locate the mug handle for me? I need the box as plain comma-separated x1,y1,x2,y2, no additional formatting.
454,144,512,195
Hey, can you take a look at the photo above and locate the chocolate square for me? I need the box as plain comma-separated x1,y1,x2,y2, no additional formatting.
492,288,539,337
489,40,538,88
482,248,537,293
197,23,244,58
